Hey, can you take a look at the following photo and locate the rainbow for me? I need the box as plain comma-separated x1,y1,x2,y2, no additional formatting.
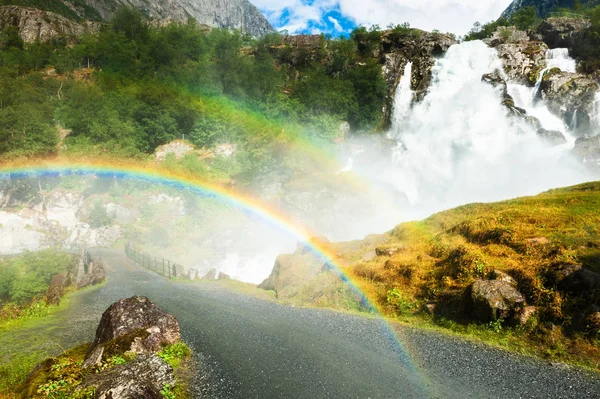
0,159,437,395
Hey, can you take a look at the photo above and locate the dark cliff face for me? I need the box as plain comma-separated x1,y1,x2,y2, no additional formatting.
86,0,275,37
501,0,600,19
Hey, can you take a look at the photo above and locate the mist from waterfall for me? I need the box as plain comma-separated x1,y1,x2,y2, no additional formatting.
344,40,593,224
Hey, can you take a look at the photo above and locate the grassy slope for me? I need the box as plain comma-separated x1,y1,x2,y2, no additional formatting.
326,182,600,369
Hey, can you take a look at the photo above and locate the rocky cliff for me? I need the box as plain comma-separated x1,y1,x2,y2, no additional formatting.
0,6,100,43
5,0,274,38
501,0,599,19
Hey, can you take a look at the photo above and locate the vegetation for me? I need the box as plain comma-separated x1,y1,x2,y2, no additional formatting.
10,340,191,398
464,7,539,41
327,182,600,369
0,250,72,308
0,8,389,182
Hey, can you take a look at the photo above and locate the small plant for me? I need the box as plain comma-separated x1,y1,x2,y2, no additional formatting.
158,342,191,368
386,288,417,315
488,318,504,333
160,383,176,399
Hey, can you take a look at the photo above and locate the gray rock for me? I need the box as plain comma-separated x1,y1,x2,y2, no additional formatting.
537,128,567,146
513,306,538,326
489,270,517,287
85,296,180,364
218,272,231,280
484,26,530,47
375,246,402,257
573,135,600,171
495,41,548,85
538,17,591,49
470,279,525,322
539,69,599,134
202,268,217,280
80,354,175,399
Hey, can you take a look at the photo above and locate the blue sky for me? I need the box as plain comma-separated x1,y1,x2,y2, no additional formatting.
252,0,515,37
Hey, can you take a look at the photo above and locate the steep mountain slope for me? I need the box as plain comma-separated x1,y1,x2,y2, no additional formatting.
501,0,600,19
1,0,274,37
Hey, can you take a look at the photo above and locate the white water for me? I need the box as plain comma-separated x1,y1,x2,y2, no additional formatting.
348,41,592,222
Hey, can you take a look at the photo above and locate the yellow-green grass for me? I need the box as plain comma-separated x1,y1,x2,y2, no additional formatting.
324,182,600,370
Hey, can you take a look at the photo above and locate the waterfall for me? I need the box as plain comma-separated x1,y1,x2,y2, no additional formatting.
379,40,591,219
391,62,414,130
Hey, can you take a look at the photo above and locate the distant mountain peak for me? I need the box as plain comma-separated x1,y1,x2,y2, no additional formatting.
501,0,576,19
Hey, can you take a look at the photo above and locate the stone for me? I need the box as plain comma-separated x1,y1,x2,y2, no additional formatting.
484,26,530,47
85,296,180,363
82,346,104,369
46,272,69,305
79,354,175,399
573,135,600,171
470,279,525,322
258,252,324,296
557,265,600,293
495,41,548,85
536,129,567,146
513,306,538,326
154,140,195,162
202,268,217,280
539,69,599,135
217,272,231,280
489,270,517,287
375,246,402,257
70,253,106,289
421,303,437,316
526,236,551,245
538,17,591,49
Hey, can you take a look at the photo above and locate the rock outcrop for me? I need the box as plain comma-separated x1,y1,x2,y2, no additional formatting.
538,68,599,134
494,38,548,85
380,30,456,127
573,135,600,171
258,250,325,297
538,17,591,49
0,6,100,43
84,296,180,368
81,354,175,399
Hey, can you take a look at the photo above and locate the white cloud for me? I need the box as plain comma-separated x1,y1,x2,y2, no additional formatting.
328,16,343,31
252,0,516,35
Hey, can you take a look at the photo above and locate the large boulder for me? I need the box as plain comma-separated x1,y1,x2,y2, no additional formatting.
537,128,567,146
495,41,548,85
537,17,591,49
538,69,599,135
470,279,525,321
80,354,175,399
258,251,324,297
84,296,180,367
484,26,530,48
573,135,600,172
552,263,600,294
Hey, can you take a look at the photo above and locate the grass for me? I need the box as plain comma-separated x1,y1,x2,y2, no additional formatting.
279,182,600,371
0,282,105,394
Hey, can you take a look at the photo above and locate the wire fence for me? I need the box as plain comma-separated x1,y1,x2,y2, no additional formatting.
125,242,183,279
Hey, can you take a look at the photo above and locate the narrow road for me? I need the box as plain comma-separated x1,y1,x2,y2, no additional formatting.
35,250,600,398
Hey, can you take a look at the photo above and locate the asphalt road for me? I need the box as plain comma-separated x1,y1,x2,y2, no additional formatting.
43,249,600,399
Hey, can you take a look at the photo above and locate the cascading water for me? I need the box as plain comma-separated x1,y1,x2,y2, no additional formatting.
353,40,593,221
